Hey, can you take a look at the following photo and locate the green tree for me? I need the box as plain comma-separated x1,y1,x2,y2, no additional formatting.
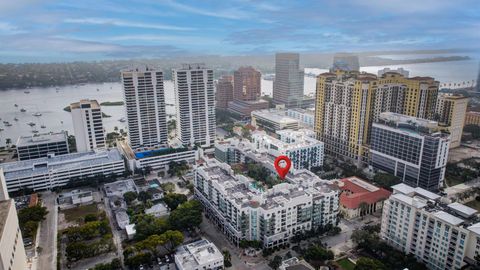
169,200,203,231
268,256,283,270
354,257,386,270
303,244,334,268
134,215,170,241
223,250,232,268
138,191,152,203
464,124,480,139
163,193,187,210
160,182,176,193
123,191,138,205
373,173,400,188
159,230,184,252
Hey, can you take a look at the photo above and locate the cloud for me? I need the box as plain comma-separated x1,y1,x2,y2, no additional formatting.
106,34,215,45
0,35,187,58
64,17,195,31
0,22,25,34
161,0,250,20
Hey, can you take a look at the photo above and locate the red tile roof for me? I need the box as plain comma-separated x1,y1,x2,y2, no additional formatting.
338,177,391,209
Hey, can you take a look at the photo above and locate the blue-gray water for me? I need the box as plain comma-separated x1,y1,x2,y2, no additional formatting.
0,59,478,147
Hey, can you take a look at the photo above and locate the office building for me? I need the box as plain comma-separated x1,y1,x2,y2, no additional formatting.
0,149,125,192
381,183,480,270
465,111,480,126
228,99,269,118
121,67,168,150
70,99,106,152
16,131,69,161
436,94,468,148
215,75,233,110
174,238,224,270
195,158,339,249
286,108,315,128
370,112,450,191
280,257,315,270
233,66,262,101
117,140,196,172
331,53,360,71
335,176,391,219
252,129,324,171
173,63,216,147
251,109,299,133
0,199,27,270
314,71,376,165
273,53,304,108
373,72,439,122
378,67,409,77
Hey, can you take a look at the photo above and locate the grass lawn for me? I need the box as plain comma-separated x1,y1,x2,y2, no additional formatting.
337,258,355,270
62,203,98,222
445,176,465,187
466,200,480,211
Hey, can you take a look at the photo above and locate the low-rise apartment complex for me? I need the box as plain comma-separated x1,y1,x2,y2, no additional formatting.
174,238,224,270
381,183,480,270
194,158,339,249
252,129,324,171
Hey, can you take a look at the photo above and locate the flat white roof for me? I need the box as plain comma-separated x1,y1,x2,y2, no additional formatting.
392,183,415,195
468,222,480,235
434,211,464,226
414,188,440,200
448,202,477,217
125,224,136,235
391,193,427,209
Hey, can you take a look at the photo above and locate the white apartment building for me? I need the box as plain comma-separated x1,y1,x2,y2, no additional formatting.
70,99,106,152
16,131,69,161
286,108,315,128
0,199,27,270
173,63,216,148
194,158,339,249
381,183,480,270
121,67,168,150
252,129,324,171
0,149,125,192
117,141,197,172
174,238,224,270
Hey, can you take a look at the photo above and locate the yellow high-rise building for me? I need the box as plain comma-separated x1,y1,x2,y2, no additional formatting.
373,72,439,122
314,71,376,165
315,71,440,165
435,94,468,148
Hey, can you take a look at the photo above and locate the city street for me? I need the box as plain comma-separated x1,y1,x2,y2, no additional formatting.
36,192,57,270
199,216,270,270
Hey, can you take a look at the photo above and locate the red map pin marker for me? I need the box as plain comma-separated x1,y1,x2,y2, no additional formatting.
274,155,291,180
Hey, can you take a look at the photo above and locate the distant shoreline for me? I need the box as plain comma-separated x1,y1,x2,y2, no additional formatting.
0,55,471,91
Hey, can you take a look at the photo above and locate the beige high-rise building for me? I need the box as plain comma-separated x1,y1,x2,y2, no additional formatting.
315,71,376,165
315,71,440,165
233,66,261,101
0,198,27,270
436,94,468,148
465,111,480,126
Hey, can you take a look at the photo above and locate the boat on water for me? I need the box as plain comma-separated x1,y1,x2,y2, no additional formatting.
32,130,39,134
33,112,42,117
27,122,36,126
20,108,26,112
4,123,12,127
14,104,18,107
14,118,18,121
97,88,100,91
24,91,30,94
2,121,8,124
119,117,126,123
0,128,3,132
41,125,46,129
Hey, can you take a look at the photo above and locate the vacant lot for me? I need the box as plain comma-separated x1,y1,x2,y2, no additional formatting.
337,258,355,270
62,203,99,223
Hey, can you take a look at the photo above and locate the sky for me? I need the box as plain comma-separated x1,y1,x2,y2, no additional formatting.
0,0,479,63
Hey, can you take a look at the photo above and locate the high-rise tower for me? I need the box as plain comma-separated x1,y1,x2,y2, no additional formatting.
121,67,168,150
173,63,216,147
215,75,233,110
273,53,304,108
70,99,106,152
